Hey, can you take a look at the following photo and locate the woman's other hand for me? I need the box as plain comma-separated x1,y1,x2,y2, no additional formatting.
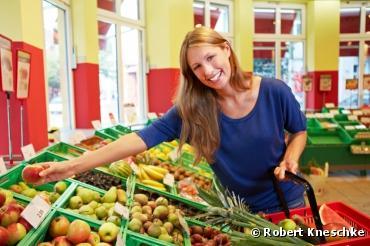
274,159,298,180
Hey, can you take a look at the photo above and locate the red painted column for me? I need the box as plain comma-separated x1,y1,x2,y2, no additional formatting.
147,68,180,113
72,63,100,128
0,41,48,157
306,71,338,111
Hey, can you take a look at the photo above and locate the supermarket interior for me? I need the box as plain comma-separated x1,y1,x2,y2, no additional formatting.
0,0,370,245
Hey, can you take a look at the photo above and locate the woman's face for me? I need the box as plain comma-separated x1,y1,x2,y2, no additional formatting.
187,44,231,90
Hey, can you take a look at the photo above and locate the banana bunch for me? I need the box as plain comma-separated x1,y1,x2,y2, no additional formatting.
136,164,169,191
108,160,132,178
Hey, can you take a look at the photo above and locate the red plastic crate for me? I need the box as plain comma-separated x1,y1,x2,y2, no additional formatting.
266,202,370,245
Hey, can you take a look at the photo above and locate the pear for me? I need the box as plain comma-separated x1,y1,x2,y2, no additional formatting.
77,188,94,204
18,182,30,190
117,189,127,205
79,205,95,215
95,205,108,220
69,196,83,209
21,188,37,198
101,187,117,203
88,200,99,209
49,192,60,203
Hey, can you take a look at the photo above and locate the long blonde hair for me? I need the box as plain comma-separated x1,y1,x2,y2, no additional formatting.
175,27,250,164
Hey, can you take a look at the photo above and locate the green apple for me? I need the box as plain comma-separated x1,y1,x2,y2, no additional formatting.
54,181,67,194
98,222,119,243
69,196,83,209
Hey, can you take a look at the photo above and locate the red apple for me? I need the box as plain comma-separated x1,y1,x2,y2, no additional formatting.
0,226,9,246
52,236,72,246
0,192,6,207
49,216,70,238
18,217,32,232
22,165,45,184
87,231,100,245
66,220,91,244
0,205,20,227
6,223,27,245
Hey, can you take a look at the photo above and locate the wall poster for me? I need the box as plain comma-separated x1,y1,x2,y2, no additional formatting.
16,50,31,99
0,35,13,92
319,74,332,92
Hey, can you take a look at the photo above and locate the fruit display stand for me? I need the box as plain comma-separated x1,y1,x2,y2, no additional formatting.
29,208,123,245
0,164,75,208
307,118,321,129
45,142,86,159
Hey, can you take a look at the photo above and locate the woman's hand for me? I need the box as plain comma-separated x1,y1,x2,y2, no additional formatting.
35,161,75,185
274,159,298,180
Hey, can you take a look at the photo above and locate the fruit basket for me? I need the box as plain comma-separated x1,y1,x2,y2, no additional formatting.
29,208,123,245
0,164,74,207
267,170,370,245
46,142,86,159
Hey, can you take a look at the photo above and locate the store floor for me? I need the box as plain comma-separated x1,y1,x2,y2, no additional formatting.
312,170,370,216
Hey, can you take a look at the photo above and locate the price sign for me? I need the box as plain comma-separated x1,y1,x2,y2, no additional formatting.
342,109,351,115
176,211,190,236
129,162,139,174
116,234,125,246
147,112,158,119
344,125,355,130
21,195,51,228
0,157,7,175
352,110,363,116
114,202,130,219
109,112,117,126
91,120,102,130
329,110,340,115
324,103,335,108
348,115,358,121
319,74,332,91
163,173,175,187
355,125,366,129
21,144,36,161
69,130,86,144
168,147,180,161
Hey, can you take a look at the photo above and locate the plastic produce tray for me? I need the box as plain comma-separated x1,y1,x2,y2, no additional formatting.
75,135,112,151
46,142,85,159
29,208,123,245
112,124,132,134
0,164,74,207
307,128,353,145
24,151,67,164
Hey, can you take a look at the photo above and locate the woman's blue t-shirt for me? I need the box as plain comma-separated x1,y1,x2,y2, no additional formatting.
137,77,306,212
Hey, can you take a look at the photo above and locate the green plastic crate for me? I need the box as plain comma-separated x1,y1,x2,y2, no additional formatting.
306,118,321,129
29,208,124,245
124,230,191,246
0,164,75,208
307,128,353,145
24,151,67,164
334,114,349,121
46,142,85,159
112,124,132,134
1,196,41,246
101,128,124,139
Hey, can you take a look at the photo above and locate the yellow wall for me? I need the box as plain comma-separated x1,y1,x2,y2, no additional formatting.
307,0,340,71
234,0,253,72
146,0,193,68
71,0,99,64
0,0,43,48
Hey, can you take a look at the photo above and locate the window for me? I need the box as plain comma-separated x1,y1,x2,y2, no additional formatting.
253,3,305,108
98,21,119,127
98,0,146,126
193,0,233,39
339,2,370,108
43,0,74,130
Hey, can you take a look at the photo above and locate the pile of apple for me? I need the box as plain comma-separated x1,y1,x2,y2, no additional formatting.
0,189,33,245
64,186,126,225
8,180,67,203
37,216,120,246
127,193,186,245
